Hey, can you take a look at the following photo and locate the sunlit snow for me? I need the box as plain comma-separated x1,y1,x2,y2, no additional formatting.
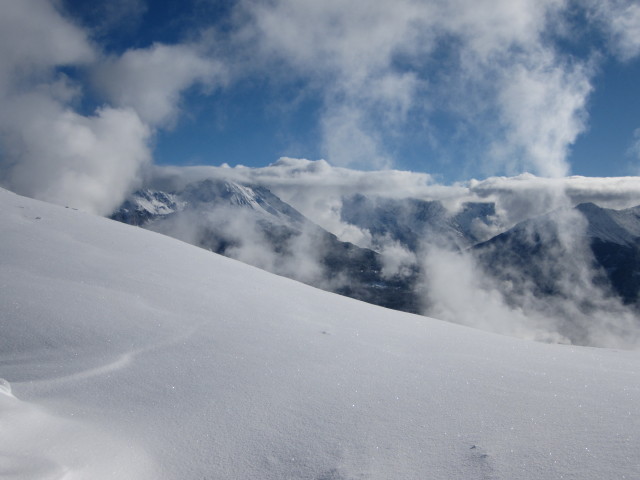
1,187,639,479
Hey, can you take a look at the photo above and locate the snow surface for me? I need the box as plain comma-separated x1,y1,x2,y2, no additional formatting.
1,186,640,479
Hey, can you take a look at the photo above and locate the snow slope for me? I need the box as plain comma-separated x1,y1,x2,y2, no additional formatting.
1,186,639,479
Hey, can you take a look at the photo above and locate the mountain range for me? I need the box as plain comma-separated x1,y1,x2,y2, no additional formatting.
112,177,640,345
474,202,640,307
112,179,420,313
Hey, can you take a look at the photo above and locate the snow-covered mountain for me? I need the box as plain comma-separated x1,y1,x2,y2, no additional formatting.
111,178,640,347
112,179,420,313
2,186,640,479
576,202,640,245
475,202,640,305
112,179,307,227
340,193,496,250
577,202,640,305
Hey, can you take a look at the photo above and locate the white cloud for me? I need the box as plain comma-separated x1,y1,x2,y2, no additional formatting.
0,1,232,215
150,158,450,237
93,43,228,127
421,207,640,348
438,0,563,59
0,0,94,92
1,0,638,217
470,173,640,223
0,91,151,215
0,1,154,215
320,107,391,169
240,0,433,169
490,52,593,177
154,160,640,230
421,246,570,343
588,0,640,61
235,0,602,177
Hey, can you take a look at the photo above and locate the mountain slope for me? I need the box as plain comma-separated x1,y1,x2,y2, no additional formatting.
578,202,640,305
1,187,640,479
577,202,640,246
112,179,420,313
475,202,640,306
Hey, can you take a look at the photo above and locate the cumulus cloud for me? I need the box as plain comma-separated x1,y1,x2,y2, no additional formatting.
3,0,639,214
0,0,95,85
150,158,458,243
0,1,228,215
0,91,151,215
470,173,640,227
93,43,228,127
421,246,570,344
0,0,143,215
238,0,432,168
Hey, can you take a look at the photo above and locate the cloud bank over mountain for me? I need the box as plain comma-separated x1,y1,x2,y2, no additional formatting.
152,159,640,237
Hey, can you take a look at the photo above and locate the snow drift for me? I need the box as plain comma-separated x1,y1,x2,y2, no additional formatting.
1,187,639,479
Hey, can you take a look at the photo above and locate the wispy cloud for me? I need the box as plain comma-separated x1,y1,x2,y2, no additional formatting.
234,0,601,176
587,0,640,61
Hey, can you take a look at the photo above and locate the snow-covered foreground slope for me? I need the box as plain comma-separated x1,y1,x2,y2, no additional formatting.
1,187,639,480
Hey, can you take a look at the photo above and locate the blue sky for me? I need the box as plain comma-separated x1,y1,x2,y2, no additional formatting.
59,0,640,181
1,0,640,215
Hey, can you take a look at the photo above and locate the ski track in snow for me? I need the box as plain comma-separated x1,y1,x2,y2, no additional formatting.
14,323,203,391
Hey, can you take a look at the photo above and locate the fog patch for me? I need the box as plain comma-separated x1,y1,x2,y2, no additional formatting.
373,236,418,279
421,246,569,344
145,203,365,293
420,204,640,349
